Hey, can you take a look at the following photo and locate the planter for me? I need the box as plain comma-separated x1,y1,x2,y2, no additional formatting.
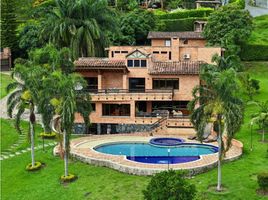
26,161,43,171
39,132,57,139
60,174,77,183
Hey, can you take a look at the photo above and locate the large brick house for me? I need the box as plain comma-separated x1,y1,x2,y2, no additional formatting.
74,22,222,135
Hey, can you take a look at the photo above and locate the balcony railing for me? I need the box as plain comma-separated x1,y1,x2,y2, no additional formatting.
83,88,173,94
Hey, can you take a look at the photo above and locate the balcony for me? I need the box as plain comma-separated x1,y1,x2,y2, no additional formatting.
84,89,173,102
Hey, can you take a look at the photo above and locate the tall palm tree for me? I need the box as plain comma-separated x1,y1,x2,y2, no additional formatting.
41,0,116,58
7,64,46,168
188,64,244,191
44,71,91,179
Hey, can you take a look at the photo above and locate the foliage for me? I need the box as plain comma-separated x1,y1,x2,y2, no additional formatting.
229,0,246,9
41,0,117,59
159,17,207,32
203,6,253,55
240,44,268,61
156,8,213,19
0,0,19,59
26,161,42,171
143,170,196,200
116,0,139,11
18,23,44,55
239,73,260,100
165,0,183,10
257,172,268,190
111,9,156,45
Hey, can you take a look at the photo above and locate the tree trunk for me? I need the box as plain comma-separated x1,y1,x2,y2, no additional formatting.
262,126,265,142
30,119,35,167
29,105,35,167
63,129,68,177
217,117,222,191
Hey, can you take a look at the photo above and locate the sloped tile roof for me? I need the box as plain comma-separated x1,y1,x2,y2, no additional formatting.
74,57,128,72
149,61,203,75
147,31,204,39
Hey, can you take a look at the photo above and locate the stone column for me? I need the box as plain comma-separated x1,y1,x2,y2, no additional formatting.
97,123,101,135
122,73,128,90
130,101,136,119
98,72,102,90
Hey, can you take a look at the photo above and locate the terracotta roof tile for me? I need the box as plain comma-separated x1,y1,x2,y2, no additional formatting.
74,57,126,67
147,31,204,39
149,61,203,75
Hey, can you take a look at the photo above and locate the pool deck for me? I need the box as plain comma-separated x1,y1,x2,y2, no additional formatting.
54,134,243,176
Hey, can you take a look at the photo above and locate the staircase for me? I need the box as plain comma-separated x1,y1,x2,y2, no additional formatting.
149,116,168,136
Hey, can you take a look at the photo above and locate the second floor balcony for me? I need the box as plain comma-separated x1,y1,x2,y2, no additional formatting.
83,88,173,102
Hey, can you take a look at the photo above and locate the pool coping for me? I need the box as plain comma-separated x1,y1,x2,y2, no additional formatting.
53,134,243,176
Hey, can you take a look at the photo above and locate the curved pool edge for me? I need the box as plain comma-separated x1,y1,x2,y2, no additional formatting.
53,135,243,176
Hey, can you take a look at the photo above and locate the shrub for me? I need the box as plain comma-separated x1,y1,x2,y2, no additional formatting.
156,8,213,20
160,17,207,31
257,172,268,191
229,0,245,9
26,161,42,171
39,132,56,139
240,44,268,61
143,170,196,200
60,174,77,183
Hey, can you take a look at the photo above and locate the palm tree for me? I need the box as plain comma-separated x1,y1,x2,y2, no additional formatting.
44,71,91,179
188,64,244,191
248,100,268,142
41,0,116,58
7,64,45,169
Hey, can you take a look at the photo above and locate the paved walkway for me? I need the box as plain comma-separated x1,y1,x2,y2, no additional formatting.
245,0,268,17
0,141,57,161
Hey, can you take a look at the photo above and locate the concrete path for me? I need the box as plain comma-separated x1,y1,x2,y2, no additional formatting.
245,0,268,17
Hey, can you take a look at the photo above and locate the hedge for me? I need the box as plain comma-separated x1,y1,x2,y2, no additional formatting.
160,17,207,31
240,44,268,61
156,8,213,20
229,0,246,9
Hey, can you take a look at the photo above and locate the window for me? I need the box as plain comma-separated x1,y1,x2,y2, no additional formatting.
129,78,145,92
85,77,98,90
153,79,179,89
140,60,147,67
169,52,171,60
183,39,188,45
161,51,167,54
102,104,130,116
111,51,114,57
165,40,171,47
153,51,159,54
134,60,140,67
91,103,96,111
127,60,133,67
127,60,147,67
114,51,120,53
121,51,128,53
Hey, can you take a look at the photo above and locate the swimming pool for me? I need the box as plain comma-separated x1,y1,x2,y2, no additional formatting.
94,142,218,164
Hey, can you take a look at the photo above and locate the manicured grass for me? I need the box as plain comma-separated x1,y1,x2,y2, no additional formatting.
0,72,13,99
248,15,268,45
0,118,53,153
1,62,268,200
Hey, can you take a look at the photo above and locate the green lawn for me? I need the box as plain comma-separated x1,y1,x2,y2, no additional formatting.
248,15,268,45
0,73,13,99
1,62,268,200
0,118,48,153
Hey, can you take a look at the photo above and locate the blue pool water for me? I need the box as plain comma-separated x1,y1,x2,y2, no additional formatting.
94,142,218,164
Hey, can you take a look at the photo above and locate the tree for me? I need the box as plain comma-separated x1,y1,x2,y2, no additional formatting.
249,100,268,142
41,0,117,59
143,170,196,200
203,5,253,55
44,71,91,181
188,64,244,191
110,9,156,45
0,0,19,58
6,64,46,170
239,73,260,100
